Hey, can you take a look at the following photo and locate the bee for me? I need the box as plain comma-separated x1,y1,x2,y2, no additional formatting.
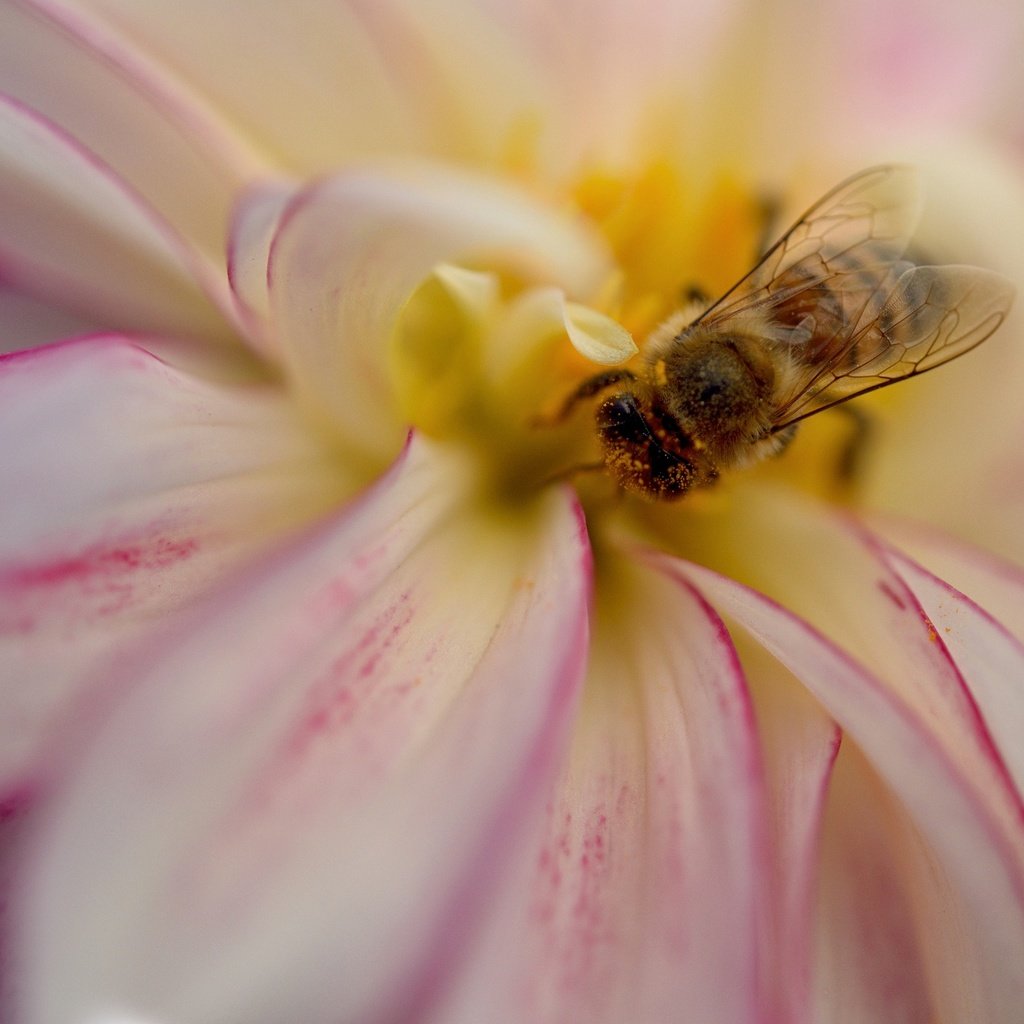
567,165,1015,500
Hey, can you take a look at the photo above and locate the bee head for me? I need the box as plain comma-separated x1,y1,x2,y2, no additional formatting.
658,327,777,460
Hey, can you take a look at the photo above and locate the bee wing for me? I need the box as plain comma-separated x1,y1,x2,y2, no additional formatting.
771,264,1015,428
696,164,923,337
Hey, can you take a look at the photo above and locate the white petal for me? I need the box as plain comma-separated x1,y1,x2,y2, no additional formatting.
12,445,591,1024
0,94,237,341
679,559,1024,1021
0,336,352,794
720,625,842,1024
0,284,99,353
435,556,770,1022
0,0,267,257
681,488,1024,851
474,0,742,164
72,0,428,170
812,743,934,1023
885,547,1024,796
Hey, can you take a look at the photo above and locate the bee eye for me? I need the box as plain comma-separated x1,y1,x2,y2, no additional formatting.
596,394,646,442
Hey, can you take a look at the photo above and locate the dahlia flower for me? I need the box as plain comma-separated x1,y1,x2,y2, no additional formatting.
2,1,1024,1022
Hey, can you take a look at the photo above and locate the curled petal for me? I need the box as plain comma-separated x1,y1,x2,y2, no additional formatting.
12,445,591,1024
481,286,633,383
225,179,297,354
431,263,501,321
267,166,613,460
0,336,352,795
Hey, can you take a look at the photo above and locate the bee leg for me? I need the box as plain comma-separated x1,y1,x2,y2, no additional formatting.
832,404,874,483
769,423,798,457
540,459,608,486
681,283,711,306
534,369,638,426
754,193,782,260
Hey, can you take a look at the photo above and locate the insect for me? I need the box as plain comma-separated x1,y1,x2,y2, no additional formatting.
565,165,1015,500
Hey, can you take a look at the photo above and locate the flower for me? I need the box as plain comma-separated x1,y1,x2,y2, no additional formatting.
2,1,1024,1022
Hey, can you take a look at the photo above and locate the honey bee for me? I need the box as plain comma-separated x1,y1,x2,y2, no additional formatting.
568,165,1015,500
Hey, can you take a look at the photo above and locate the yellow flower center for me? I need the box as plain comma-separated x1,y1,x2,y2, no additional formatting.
389,157,860,522
571,158,766,340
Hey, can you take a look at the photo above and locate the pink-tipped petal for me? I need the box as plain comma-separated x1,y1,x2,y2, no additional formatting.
871,516,1024,646
688,491,1024,854
0,95,238,342
430,556,770,1023
712,624,842,1024
67,0,427,171
11,446,590,1024
0,0,268,256
885,547,1024,796
0,335,353,796
678,560,1024,1021
267,167,612,461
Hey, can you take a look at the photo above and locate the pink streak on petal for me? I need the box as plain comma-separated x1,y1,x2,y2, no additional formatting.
678,561,1024,1021
12,446,591,1024
1,532,200,634
436,555,771,1023
0,334,351,798
5,536,200,589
